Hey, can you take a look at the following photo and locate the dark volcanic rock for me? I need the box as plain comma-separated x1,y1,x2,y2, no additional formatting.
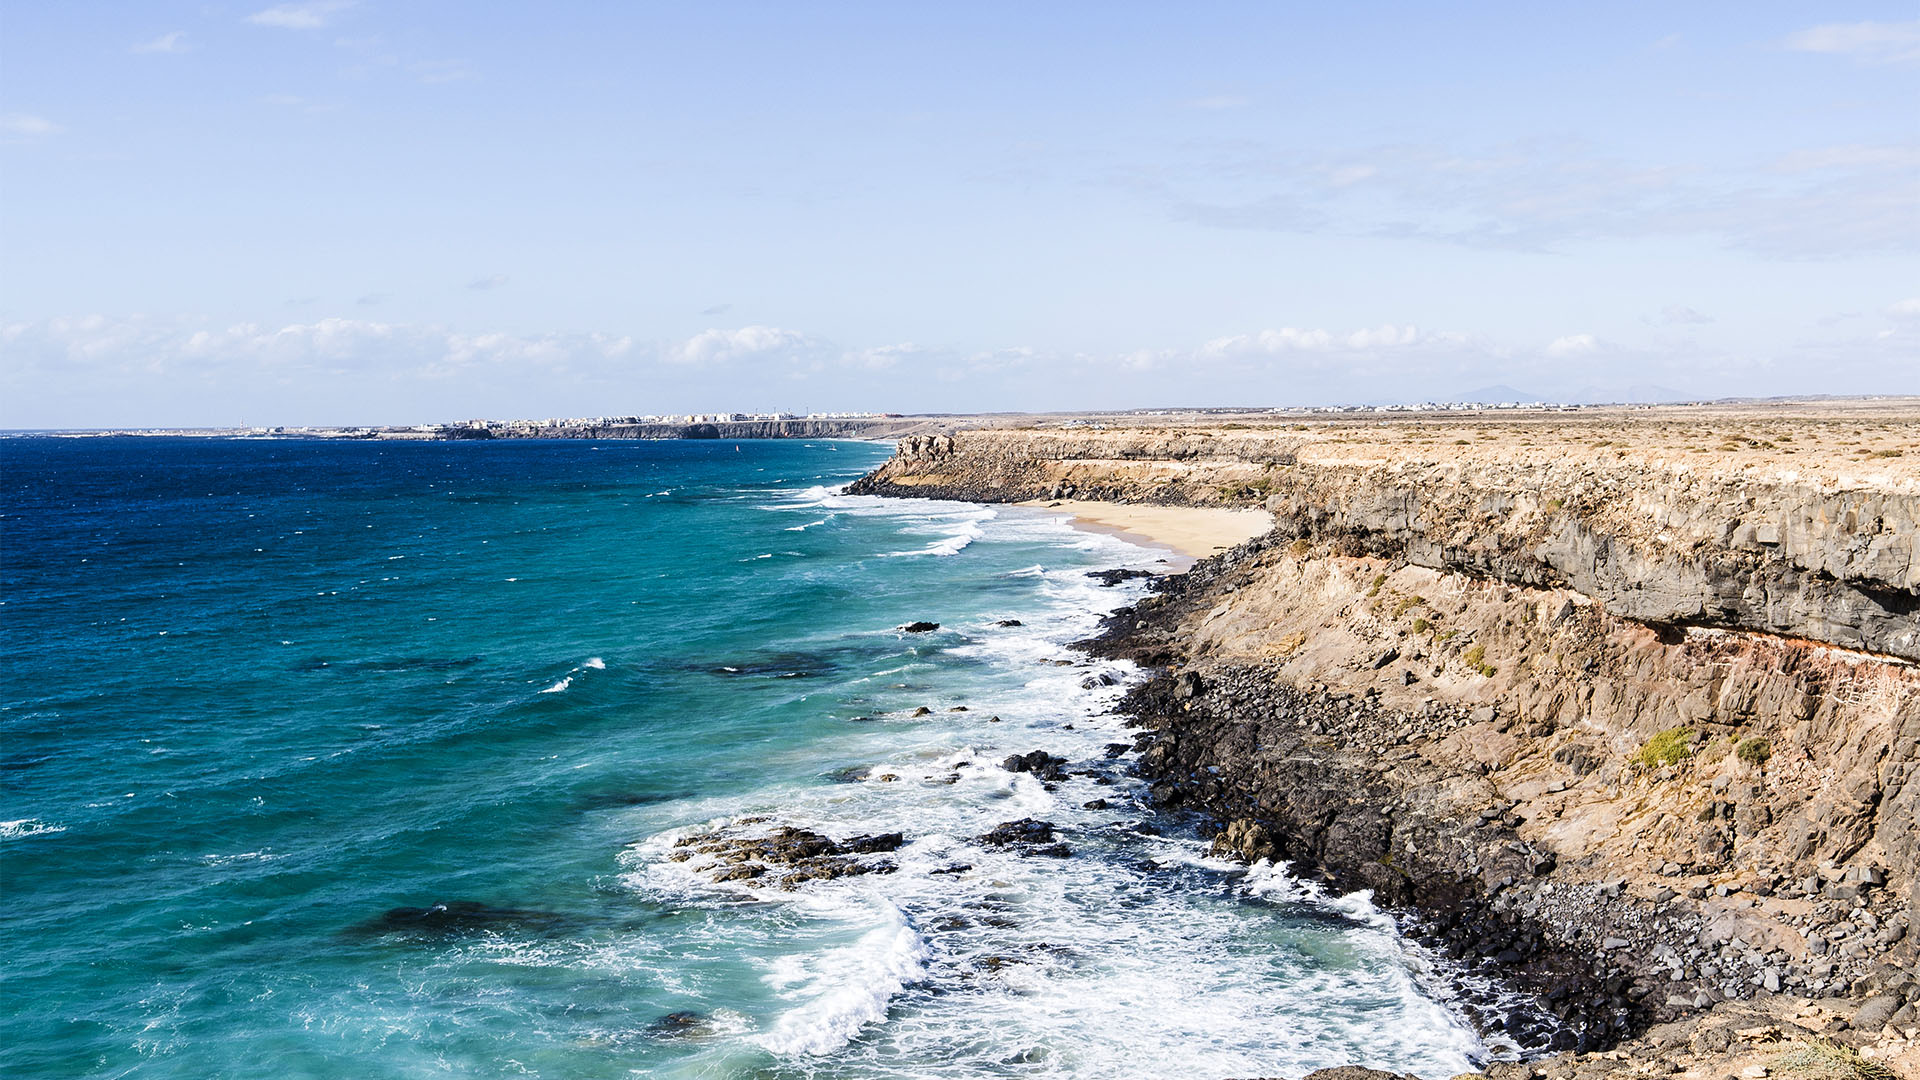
899,621,941,633
1000,750,1068,781
671,824,906,889
647,1011,711,1037
979,818,1057,846
1088,568,1156,587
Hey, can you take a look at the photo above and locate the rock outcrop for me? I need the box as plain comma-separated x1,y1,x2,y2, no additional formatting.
849,423,1920,660
851,407,1920,1073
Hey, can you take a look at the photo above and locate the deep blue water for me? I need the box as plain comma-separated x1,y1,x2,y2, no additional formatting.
2,437,1488,1078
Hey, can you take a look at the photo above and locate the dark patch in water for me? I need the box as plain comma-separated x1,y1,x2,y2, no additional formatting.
706,651,828,678
647,1011,712,1038
572,790,692,812
345,900,583,939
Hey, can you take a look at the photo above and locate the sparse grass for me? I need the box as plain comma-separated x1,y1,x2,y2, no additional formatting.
1411,618,1430,633
1545,498,1564,512
1393,595,1425,617
1287,538,1311,558
1736,736,1772,767
1366,573,1387,597
1632,727,1696,769
1461,643,1495,676
1773,1036,1898,1080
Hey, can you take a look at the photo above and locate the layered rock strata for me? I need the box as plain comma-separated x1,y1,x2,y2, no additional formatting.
849,426,1920,660
851,416,1920,1074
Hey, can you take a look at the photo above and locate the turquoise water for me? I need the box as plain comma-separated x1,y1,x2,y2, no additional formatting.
2,437,1488,1079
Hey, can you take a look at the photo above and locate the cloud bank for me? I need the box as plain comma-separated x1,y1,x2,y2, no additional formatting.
7,311,1912,429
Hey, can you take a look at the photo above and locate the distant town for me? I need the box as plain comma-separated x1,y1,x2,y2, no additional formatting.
25,396,1907,439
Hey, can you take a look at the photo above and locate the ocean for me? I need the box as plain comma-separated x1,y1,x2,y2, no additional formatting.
1,437,1490,1078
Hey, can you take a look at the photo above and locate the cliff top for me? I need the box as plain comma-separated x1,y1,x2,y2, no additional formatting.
949,399,1920,495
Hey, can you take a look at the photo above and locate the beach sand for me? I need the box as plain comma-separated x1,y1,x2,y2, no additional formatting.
1019,499,1273,569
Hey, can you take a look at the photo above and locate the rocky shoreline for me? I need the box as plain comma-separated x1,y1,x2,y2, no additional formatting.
851,416,1920,1078
1089,538,1916,1077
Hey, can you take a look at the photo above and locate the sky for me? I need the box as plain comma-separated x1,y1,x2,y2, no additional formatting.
1,2,1916,427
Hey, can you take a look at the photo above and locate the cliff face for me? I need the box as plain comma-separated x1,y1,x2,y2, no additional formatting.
851,427,1920,660
850,414,1920,1067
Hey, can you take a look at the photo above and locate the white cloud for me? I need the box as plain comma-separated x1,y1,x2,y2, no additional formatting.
1785,20,1920,65
1546,334,1599,357
1147,137,1918,258
131,31,189,54
0,113,60,136
673,326,814,366
245,1,353,30
466,274,509,291
1201,324,1426,356
1344,324,1420,348
6,312,1912,429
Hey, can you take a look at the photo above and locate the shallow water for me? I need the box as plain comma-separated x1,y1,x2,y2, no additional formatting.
2,437,1489,1078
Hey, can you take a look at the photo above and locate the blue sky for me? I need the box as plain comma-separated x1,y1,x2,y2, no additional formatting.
2,2,1916,426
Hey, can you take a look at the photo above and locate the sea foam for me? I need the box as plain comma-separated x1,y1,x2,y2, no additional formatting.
1,818,67,840
755,902,930,1056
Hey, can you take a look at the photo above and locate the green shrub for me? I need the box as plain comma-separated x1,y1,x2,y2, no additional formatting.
1735,737,1772,767
1632,728,1696,769
1287,538,1311,557
1393,595,1425,617
1411,618,1430,633
1462,644,1485,666
1366,573,1386,597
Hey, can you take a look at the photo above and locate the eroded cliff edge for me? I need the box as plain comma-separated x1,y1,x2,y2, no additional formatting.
850,411,1920,1075
850,424,1919,661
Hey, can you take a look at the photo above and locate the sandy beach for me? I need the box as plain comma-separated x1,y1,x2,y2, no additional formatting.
1019,499,1273,568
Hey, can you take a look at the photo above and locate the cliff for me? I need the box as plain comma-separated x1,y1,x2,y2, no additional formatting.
850,406,1920,1076
850,421,1920,661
